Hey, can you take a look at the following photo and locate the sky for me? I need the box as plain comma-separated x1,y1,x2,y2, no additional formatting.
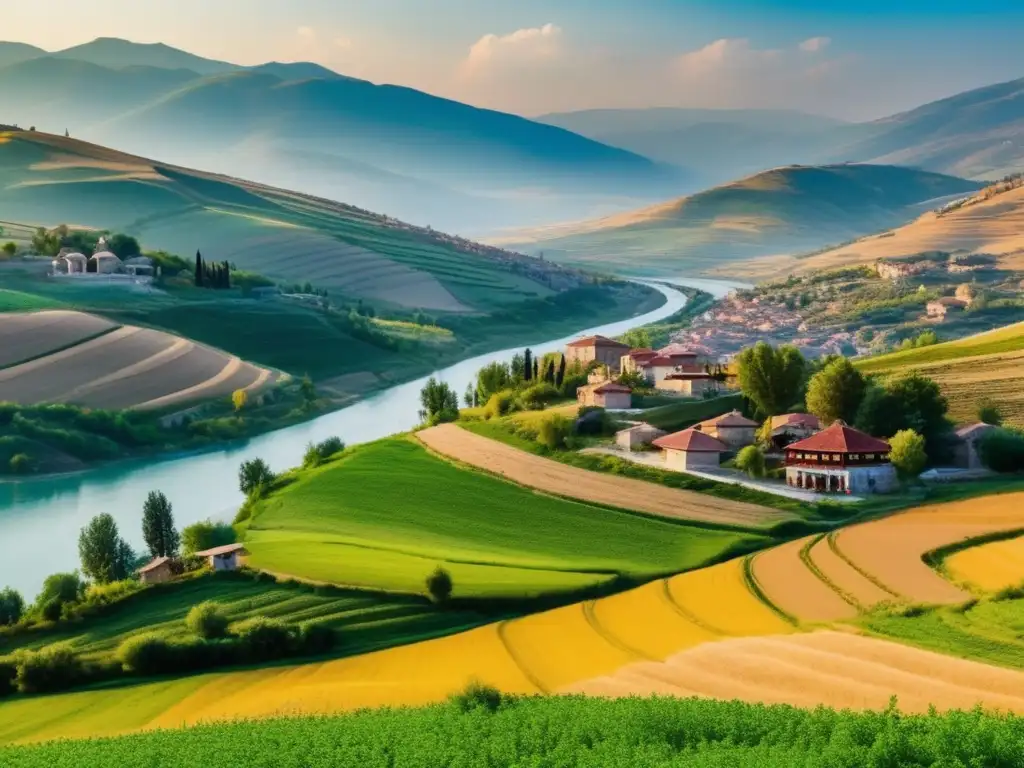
6,1,1024,120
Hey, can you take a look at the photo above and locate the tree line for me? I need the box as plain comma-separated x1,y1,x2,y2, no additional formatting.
194,250,232,289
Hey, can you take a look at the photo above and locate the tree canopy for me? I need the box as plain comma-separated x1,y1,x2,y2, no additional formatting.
736,342,807,417
78,514,135,584
806,358,867,426
855,372,951,460
142,491,180,559
419,377,459,425
889,429,927,478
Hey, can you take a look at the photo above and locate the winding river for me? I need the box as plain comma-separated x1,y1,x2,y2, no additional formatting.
0,277,745,598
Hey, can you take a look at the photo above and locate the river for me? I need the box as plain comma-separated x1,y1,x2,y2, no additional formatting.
0,277,744,598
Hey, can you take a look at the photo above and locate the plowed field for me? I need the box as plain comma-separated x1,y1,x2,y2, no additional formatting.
0,310,116,368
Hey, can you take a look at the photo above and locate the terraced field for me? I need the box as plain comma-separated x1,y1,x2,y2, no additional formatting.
857,321,1024,424
947,535,1024,592
417,423,788,529
0,310,273,409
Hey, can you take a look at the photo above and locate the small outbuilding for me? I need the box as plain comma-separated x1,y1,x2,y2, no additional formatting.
656,371,717,397
768,413,822,450
137,556,174,585
90,251,122,274
616,423,667,452
194,542,248,572
951,422,998,470
578,382,632,409
695,410,758,449
653,428,729,471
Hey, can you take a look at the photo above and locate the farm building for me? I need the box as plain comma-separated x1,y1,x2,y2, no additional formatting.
784,421,897,495
653,428,729,471
137,556,174,585
194,542,248,572
565,335,631,371
577,382,632,409
768,413,822,450
619,348,658,375
926,297,968,320
658,344,703,368
656,371,717,396
90,251,122,274
616,423,666,451
695,410,758,449
951,422,998,470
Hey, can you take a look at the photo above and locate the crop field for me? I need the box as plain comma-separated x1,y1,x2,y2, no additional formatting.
0,289,63,313
417,424,788,529
0,572,487,666
857,322,1024,423
0,310,273,409
244,437,767,598
947,535,1024,592
750,536,858,622
5,696,1024,768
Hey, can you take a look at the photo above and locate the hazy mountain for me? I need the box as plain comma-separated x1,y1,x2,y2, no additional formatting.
501,164,983,276
248,61,356,82
49,37,234,75
0,41,45,70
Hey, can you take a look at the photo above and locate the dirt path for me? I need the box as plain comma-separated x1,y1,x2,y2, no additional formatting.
417,424,787,529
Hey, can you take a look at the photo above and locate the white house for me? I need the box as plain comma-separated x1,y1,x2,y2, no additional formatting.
194,542,248,571
90,251,122,274
653,428,729,471
615,423,667,451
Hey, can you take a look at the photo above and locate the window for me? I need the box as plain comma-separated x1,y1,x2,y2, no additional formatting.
849,454,860,460
832,454,841,462
865,454,875,461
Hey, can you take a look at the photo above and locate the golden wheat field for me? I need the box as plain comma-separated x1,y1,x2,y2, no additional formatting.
946,535,1024,592
751,536,858,622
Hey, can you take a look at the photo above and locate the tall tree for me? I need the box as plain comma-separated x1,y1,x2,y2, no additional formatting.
805,358,867,425
141,491,180,559
475,362,511,403
735,342,807,417
533,359,540,381
856,373,952,460
418,377,459,424
555,355,567,388
223,261,232,289
523,348,533,382
544,360,555,384
510,352,526,382
78,514,135,584
194,250,203,287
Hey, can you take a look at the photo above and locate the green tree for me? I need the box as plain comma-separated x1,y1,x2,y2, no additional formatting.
537,414,573,450
238,458,275,497
856,373,951,460
194,250,203,287
185,601,228,639
977,399,1003,426
1,242,16,258
474,362,511,403
141,491,180,559
523,348,533,382
106,233,141,259
418,377,459,424
978,428,1024,473
889,429,927,478
735,445,767,479
736,342,807,417
0,587,24,626
35,573,83,608
555,355,567,388
510,352,526,383
619,328,652,349
426,566,453,603
181,520,236,556
805,358,867,426
78,514,135,584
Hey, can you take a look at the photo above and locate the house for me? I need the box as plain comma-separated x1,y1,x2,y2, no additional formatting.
124,256,155,277
653,428,729,471
784,421,897,494
54,251,88,274
637,355,679,384
656,371,718,397
577,382,632,409
695,410,758,449
565,335,632,371
658,344,703,370
768,413,821,451
619,348,658,375
616,423,667,451
951,422,998,470
90,251,122,274
194,542,248,572
137,556,174,585
926,297,967,319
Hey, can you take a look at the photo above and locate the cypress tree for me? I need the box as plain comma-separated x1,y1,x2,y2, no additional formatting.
223,261,231,289
194,251,203,287
523,348,533,382
544,360,555,384
533,359,540,381
556,355,566,388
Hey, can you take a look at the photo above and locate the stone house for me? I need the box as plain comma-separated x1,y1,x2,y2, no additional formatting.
695,410,758,449
656,372,718,397
565,335,632,372
951,422,998,470
615,423,667,451
577,382,632,409
653,428,729,471
137,556,174,585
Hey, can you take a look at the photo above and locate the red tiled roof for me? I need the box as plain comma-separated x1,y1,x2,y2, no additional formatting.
566,335,631,349
785,422,890,454
701,410,758,428
594,383,632,394
639,355,676,367
137,556,171,574
194,543,247,558
659,344,699,357
770,413,821,431
653,428,728,453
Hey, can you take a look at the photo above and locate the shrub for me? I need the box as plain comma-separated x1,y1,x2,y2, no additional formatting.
889,429,927,478
735,445,767,479
186,601,229,640
0,587,24,626
518,382,559,411
118,634,175,675
574,406,613,437
426,566,453,604
15,644,83,694
40,597,64,623
537,414,573,451
298,622,337,655
233,617,295,661
449,680,503,713
978,428,1024,473
238,457,274,497
976,399,1003,427
8,453,32,474
182,520,237,555
302,436,346,469
484,390,518,419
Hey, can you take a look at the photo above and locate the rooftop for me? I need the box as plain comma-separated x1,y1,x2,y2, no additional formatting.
771,413,822,431
786,421,891,454
700,410,759,429
194,542,247,558
955,422,999,440
593,382,632,394
137,556,171,574
566,335,631,349
653,428,728,453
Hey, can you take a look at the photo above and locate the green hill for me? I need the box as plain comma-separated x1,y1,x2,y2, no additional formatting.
507,164,983,275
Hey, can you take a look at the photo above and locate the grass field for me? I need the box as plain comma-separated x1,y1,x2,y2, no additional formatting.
5,694,1024,767
857,321,1024,424
243,437,767,598
0,571,489,666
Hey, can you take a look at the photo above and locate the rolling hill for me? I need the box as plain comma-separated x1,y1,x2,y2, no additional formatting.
502,164,983,275
0,39,685,232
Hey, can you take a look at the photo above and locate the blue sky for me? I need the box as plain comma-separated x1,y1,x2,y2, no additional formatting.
7,1,1024,119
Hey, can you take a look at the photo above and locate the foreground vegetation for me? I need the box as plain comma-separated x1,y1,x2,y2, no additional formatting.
2,692,1021,764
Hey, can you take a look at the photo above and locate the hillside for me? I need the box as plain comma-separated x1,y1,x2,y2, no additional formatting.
735,178,1024,280
0,40,685,232
503,164,982,275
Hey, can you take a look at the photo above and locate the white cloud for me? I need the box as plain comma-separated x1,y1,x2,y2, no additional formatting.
799,37,831,53
462,23,563,76
297,26,315,40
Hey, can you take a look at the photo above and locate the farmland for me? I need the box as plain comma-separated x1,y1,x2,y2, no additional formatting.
857,321,1024,424
947,535,1024,592
0,310,273,410
242,437,767,598
418,423,792,528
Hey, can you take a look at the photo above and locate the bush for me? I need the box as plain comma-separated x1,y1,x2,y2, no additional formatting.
484,390,518,419
302,436,346,469
233,617,295,661
890,429,928,478
976,399,1004,427
40,597,64,622
186,601,229,640
735,445,767,479
426,566,453,604
537,414,573,451
8,453,32,474
15,645,84,694
118,634,175,675
0,587,24,626
297,622,337,655
182,520,237,555
574,406,613,437
238,457,275,497
449,680,503,713
518,382,559,411
978,428,1024,473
